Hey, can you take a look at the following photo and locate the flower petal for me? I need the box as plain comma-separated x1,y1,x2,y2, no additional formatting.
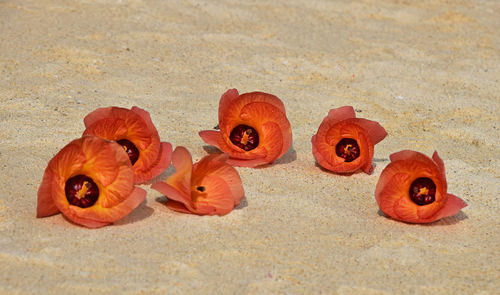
326,106,356,124
429,193,468,222
193,154,244,206
151,181,194,210
166,200,192,214
134,141,172,184
67,187,146,227
131,106,157,134
192,174,235,215
166,146,193,196
353,118,387,145
83,107,114,128
81,136,124,187
376,172,411,219
199,130,223,149
218,88,240,125
36,170,59,217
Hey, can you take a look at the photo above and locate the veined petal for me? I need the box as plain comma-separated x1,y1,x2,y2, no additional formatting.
353,118,387,145
193,154,244,206
430,193,468,221
36,170,59,217
165,146,192,196
199,130,223,149
134,142,173,184
151,181,194,211
67,187,146,227
166,200,192,214
192,174,235,215
326,106,356,124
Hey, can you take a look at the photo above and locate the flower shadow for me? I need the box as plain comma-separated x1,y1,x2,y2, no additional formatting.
314,161,356,176
114,201,154,226
377,209,469,226
202,145,297,168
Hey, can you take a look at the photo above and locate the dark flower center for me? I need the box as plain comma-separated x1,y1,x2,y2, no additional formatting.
117,139,139,165
65,175,99,208
196,186,206,192
409,177,436,206
335,138,360,162
229,125,259,151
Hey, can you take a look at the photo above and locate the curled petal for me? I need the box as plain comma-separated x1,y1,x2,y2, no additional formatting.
83,106,172,184
192,154,244,206
191,175,235,215
37,136,145,228
151,181,194,211
200,89,292,167
375,150,467,223
167,146,193,196
326,106,356,124
166,200,193,214
36,170,60,218
152,146,244,216
430,194,467,221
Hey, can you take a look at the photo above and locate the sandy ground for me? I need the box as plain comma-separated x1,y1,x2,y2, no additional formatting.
1,0,499,294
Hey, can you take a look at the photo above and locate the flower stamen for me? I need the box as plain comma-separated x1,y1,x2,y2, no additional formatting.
409,177,436,206
65,175,99,208
335,138,360,162
230,125,259,151
117,139,140,165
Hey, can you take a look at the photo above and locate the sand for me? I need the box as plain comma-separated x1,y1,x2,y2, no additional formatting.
1,0,499,294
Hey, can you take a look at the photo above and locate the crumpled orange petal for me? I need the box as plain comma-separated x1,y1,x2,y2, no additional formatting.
311,106,387,174
375,150,467,223
151,146,244,216
83,106,172,184
37,136,147,228
199,89,292,167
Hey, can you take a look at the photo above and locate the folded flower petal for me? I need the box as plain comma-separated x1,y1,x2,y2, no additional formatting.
37,136,146,228
83,106,172,184
375,150,467,223
311,106,387,174
199,89,292,167
151,146,244,216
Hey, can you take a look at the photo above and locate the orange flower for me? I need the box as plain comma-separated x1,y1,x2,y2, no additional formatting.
311,106,387,174
151,146,244,216
199,89,292,167
375,150,467,223
37,136,147,228
83,106,172,184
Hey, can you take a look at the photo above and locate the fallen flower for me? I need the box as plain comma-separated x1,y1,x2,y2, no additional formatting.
199,89,292,167
311,106,387,174
151,146,244,216
83,106,172,184
37,136,146,228
375,150,467,223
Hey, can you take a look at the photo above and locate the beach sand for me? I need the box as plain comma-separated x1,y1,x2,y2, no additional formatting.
1,0,499,293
